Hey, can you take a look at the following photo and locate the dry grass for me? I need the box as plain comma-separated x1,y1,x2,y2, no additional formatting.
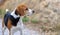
0,0,60,35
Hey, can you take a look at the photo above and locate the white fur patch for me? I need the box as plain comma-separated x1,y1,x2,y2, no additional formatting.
6,9,9,12
11,10,20,19
26,9,33,16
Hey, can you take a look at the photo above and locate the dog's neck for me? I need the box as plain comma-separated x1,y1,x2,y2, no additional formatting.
11,10,20,19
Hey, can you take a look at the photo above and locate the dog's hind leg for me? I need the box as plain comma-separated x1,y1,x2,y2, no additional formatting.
2,19,6,35
7,19,12,35
20,28,23,35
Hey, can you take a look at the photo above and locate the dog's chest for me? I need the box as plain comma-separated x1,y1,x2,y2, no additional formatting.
10,15,20,26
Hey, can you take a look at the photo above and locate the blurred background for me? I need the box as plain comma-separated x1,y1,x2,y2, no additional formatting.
0,0,60,35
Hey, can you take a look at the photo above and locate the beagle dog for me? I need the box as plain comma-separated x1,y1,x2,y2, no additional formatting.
2,4,35,35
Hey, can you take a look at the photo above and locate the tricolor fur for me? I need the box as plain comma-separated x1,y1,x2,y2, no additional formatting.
2,3,35,35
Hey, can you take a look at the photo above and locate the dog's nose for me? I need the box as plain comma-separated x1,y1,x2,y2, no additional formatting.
32,10,35,13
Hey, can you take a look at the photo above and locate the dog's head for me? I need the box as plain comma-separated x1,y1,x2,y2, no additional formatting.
16,4,35,16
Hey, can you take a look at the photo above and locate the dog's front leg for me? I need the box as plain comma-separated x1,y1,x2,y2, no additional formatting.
20,28,23,35
19,16,24,35
9,29,14,35
9,30,11,35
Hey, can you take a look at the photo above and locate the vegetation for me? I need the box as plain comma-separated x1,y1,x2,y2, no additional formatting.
0,9,5,18
22,16,29,22
31,19,39,23
0,0,60,35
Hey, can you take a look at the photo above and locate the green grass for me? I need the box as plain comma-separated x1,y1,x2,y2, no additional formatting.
0,9,5,18
22,16,39,23
0,9,5,14
0,9,3,15
22,16,29,22
31,19,39,23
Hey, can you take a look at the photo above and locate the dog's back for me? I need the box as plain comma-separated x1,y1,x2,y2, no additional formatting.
4,9,20,27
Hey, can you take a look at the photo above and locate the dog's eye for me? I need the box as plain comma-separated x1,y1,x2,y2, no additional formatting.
25,8,28,10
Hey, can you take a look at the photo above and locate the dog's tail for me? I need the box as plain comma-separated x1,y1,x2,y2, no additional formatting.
6,9,9,12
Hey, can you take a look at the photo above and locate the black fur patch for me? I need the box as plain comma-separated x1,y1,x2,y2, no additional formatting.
4,12,20,26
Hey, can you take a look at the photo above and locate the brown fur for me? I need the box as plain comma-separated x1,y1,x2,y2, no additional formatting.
16,4,28,16
2,18,12,30
7,19,12,30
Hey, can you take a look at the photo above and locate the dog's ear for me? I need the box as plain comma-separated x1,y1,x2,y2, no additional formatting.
16,6,25,16
16,4,27,16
